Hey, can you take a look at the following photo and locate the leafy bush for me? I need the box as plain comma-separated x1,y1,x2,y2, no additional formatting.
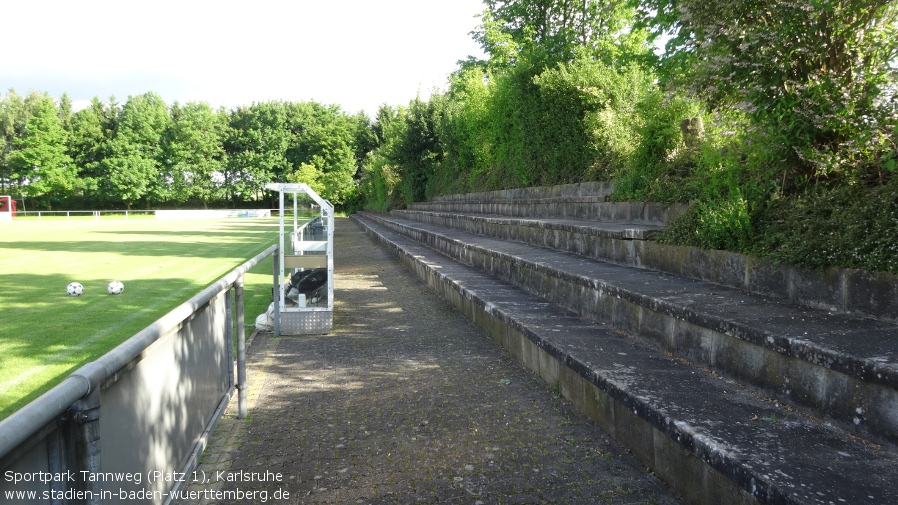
656,112,785,250
611,93,701,201
358,105,409,210
435,66,492,194
647,0,898,187
749,177,898,273
479,53,544,189
534,58,655,183
358,152,401,211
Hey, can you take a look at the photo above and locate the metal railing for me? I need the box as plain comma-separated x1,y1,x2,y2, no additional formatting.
0,244,279,504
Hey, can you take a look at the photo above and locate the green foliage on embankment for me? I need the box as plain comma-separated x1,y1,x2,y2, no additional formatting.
358,0,898,275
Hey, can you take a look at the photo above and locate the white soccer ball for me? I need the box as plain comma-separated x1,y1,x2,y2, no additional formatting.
107,281,125,295
67,282,84,296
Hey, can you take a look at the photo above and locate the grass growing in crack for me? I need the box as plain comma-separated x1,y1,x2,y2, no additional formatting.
550,382,561,398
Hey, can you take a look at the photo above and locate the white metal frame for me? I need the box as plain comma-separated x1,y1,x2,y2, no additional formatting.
265,183,334,334
0,195,12,222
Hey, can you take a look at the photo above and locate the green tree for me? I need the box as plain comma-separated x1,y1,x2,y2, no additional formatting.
351,111,378,178
223,102,291,206
440,0,658,195
394,97,445,202
68,97,119,206
301,110,357,204
286,162,326,196
0,90,45,194
103,92,170,208
57,93,73,132
473,0,650,66
163,102,227,206
282,101,365,205
8,96,75,208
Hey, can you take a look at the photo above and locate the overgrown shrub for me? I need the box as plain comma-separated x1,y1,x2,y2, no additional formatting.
611,93,701,201
654,111,787,250
749,177,898,273
534,58,655,184
647,0,898,187
359,152,401,211
358,105,408,210
481,53,544,189
434,67,492,195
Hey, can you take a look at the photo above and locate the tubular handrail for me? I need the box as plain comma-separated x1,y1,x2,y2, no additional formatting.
0,243,278,463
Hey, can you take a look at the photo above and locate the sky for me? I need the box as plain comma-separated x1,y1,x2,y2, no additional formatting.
1,0,487,116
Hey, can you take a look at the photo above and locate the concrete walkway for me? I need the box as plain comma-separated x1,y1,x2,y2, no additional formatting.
179,218,683,505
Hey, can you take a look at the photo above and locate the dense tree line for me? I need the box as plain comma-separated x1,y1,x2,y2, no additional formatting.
0,90,373,210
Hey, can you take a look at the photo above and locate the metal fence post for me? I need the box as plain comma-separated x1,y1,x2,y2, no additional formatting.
225,287,234,390
235,275,248,419
45,429,69,505
68,388,102,505
66,361,108,505
273,247,281,336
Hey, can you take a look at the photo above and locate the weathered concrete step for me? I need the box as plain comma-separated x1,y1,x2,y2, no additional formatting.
414,182,686,224
396,206,898,324
393,209,664,240
358,211,898,447
428,181,614,202
409,199,688,225
351,213,898,505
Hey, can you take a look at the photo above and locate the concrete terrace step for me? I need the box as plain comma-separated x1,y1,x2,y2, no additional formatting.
351,213,898,505
393,209,666,241
358,211,898,449
428,181,615,202
409,199,688,225
397,204,898,324
409,181,688,225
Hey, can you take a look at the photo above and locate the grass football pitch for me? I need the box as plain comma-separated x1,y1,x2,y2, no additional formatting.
0,217,282,420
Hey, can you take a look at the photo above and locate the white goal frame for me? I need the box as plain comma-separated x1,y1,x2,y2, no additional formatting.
0,195,13,222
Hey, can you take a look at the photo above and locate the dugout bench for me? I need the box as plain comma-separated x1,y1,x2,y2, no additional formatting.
266,183,334,334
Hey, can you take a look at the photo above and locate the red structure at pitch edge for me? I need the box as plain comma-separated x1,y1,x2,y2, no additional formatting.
0,195,16,221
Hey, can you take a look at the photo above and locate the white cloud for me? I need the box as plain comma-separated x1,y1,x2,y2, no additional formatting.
1,0,486,115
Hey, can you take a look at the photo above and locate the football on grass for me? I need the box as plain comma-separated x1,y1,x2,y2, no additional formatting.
67,282,84,296
107,281,125,295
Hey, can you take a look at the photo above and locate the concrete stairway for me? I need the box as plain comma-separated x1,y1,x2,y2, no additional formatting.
351,182,898,505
